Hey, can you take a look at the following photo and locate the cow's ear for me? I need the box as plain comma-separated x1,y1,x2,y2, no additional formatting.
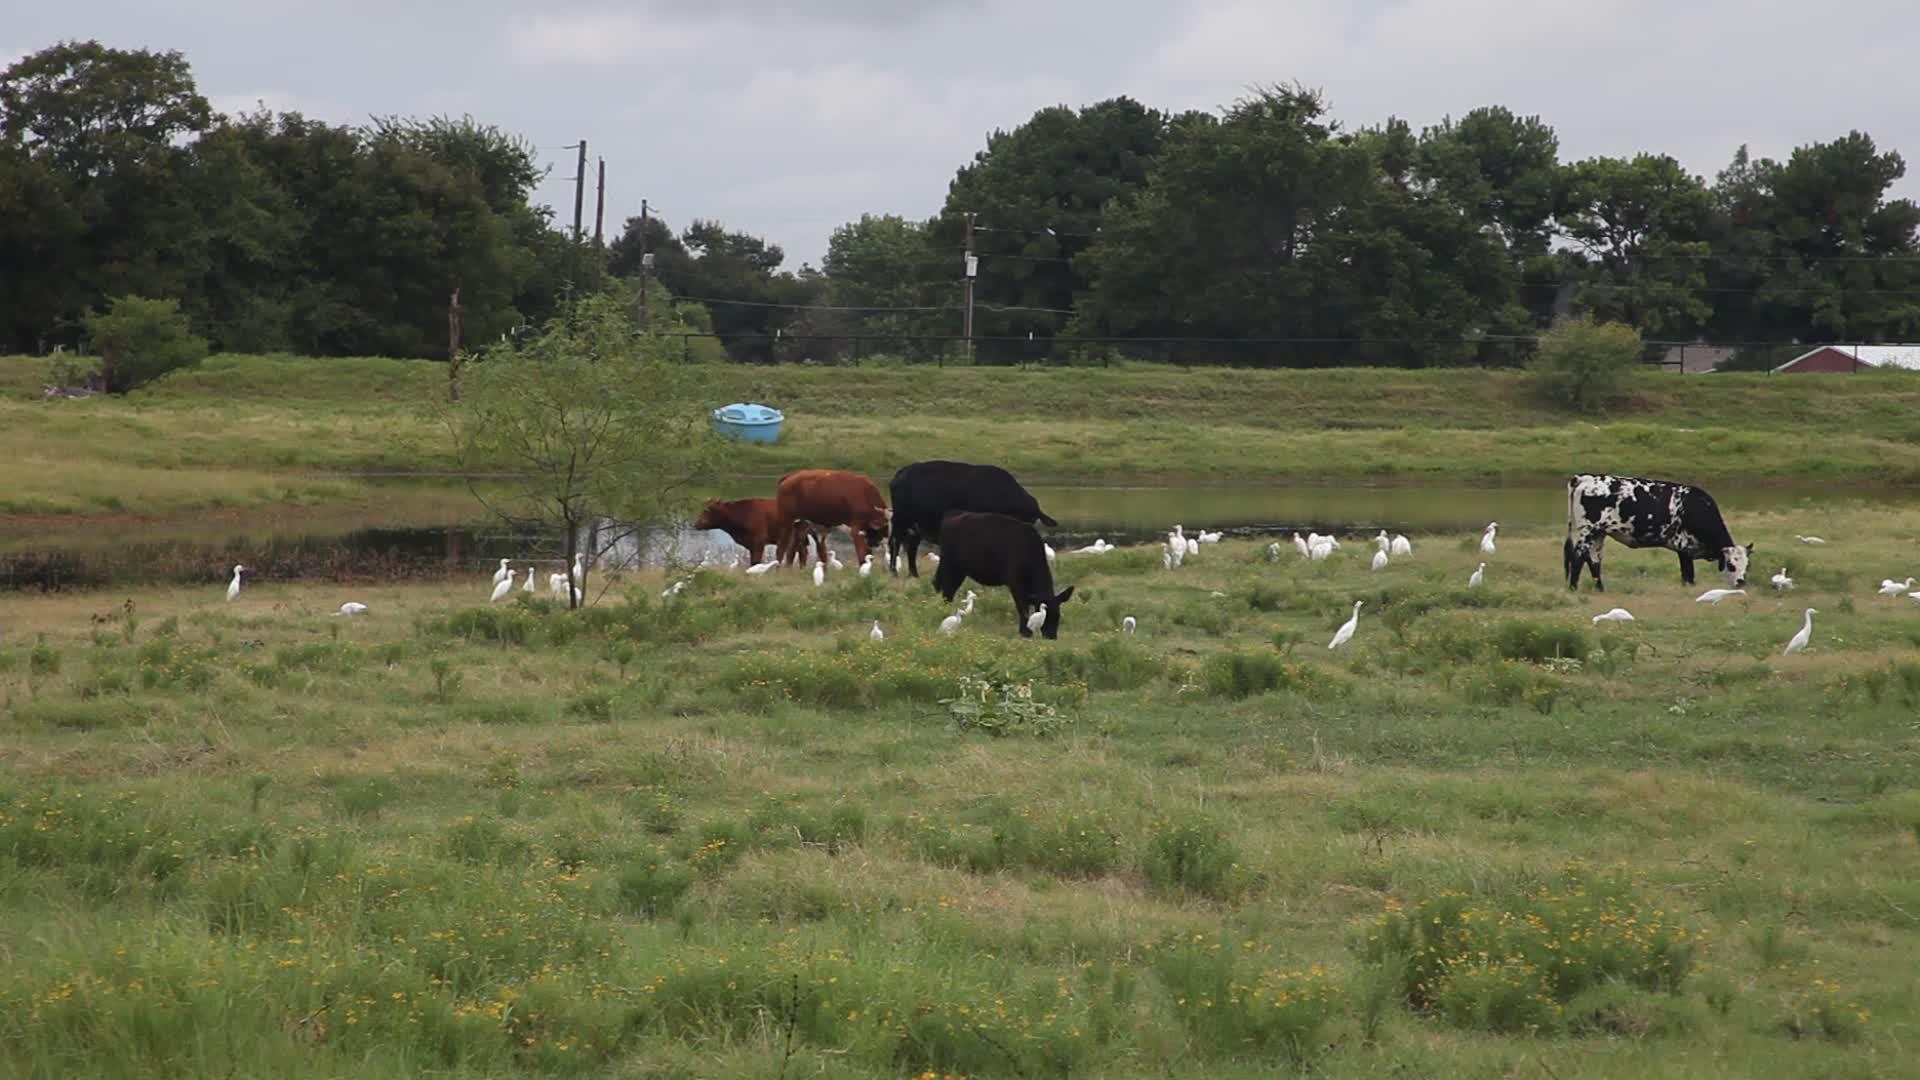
1745,542,1754,554
1054,586,1076,606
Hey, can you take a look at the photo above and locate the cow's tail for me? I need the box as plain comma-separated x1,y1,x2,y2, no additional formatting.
1036,510,1058,528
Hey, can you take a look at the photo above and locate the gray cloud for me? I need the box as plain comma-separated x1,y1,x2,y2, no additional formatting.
7,1,1916,268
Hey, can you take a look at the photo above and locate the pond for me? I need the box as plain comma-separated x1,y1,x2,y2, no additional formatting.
4,480,1907,591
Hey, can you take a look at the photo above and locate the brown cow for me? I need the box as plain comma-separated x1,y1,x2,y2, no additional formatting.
694,497,823,568
774,469,891,566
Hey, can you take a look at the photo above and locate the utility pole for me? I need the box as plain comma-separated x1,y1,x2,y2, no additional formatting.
446,287,462,402
637,198,650,327
570,140,587,244
961,212,977,361
592,157,606,246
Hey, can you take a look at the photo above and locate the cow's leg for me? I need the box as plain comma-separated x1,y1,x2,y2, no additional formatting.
932,560,960,602
1014,592,1033,638
1565,537,1583,590
1584,532,1605,592
848,528,868,566
887,530,901,576
1678,552,1695,586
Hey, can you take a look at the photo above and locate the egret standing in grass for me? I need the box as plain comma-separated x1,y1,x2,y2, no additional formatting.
812,561,825,588
492,558,511,586
1876,576,1915,596
1783,607,1816,655
1770,568,1793,590
869,620,885,642
225,564,247,602
1468,563,1485,589
335,602,368,617
1591,608,1634,624
1480,523,1498,555
1328,601,1362,650
521,566,535,593
1293,532,1310,558
1795,535,1826,545
1026,605,1046,636
858,554,873,578
960,591,976,615
1371,549,1389,572
745,561,776,577
939,611,963,635
1391,534,1413,557
1695,588,1745,604
1122,616,1136,634
490,569,516,603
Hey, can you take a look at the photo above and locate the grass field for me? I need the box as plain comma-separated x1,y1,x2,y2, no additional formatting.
6,353,1920,522
4,507,1918,1077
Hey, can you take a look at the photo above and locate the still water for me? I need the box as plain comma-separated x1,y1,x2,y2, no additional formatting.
4,481,1906,591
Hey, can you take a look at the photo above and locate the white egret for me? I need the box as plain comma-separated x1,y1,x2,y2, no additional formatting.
335,602,368,617
661,580,688,599
1162,551,1174,570
1025,605,1047,635
1328,600,1362,650
1391,534,1413,557
1186,537,1199,556
858,554,873,578
1121,616,1136,634
491,558,511,586
1468,562,1485,589
869,620,885,642
745,562,777,576
1371,549,1389,572
1309,540,1333,562
828,551,846,572
1198,530,1221,544
225,564,246,602
1794,535,1826,545
1876,576,1915,596
549,572,568,596
1908,591,1920,603
960,591,976,615
812,562,826,588
1769,568,1793,590
1782,607,1816,655
521,567,535,593
1591,608,1634,624
1375,530,1390,553
1292,532,1310,558
1695,588,1746,604
1480,523,1498,555
490,570,516,603
939,612,963,635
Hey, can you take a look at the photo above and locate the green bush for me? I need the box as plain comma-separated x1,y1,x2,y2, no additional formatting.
1201,649,1299,699
1530,316,1643,412
1141,816,1241,899
83,295,210,394
1491,619,1590,663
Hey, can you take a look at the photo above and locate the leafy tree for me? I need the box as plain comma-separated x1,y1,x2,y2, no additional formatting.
931,97,1176,338
606,213,688,280
1556,154,1715,340
440,294,730,607
1708,136,1920,343
0,144,85,350
83,295,209,393
1416,107,1561,258
0,41,212,176
1530,316,1643,412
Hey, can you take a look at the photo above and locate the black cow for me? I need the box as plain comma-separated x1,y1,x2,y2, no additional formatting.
932,511,1075,639
1565,473,1752,591
888,460,1057,578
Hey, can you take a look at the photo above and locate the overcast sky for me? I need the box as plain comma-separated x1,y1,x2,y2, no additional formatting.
9,1,1918,268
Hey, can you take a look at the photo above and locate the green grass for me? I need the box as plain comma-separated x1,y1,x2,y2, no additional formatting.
7,352,1920,521
4,506,1920,1077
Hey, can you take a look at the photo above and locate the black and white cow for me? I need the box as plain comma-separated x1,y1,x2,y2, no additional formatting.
1565,473,1751,591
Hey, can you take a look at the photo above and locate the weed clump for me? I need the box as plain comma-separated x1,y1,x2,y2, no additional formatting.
1141,816,1241,899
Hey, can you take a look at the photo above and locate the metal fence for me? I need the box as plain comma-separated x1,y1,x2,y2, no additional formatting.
664,332,1839,372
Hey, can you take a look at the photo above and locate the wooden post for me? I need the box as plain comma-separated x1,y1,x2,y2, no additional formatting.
447,287,463,402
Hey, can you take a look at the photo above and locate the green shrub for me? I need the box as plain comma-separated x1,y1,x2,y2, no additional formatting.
1355,869,1703,1033
1155,933,1341,1063
1201,649,1299,699
1491,619,1589,663
1530,316,1643,412
1142,816,1241,899
616,847,693,917
84,295,210,393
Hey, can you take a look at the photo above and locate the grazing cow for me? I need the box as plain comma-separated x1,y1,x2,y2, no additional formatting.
774,469,891,566
932,511,1075,638
1565,473,1751,591
888,460,1058,578
693,497,823,568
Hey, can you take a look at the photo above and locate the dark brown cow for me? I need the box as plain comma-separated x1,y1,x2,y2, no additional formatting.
694,497,823,568
775,469,891,566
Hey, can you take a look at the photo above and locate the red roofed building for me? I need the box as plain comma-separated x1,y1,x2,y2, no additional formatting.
1771,344,1920,374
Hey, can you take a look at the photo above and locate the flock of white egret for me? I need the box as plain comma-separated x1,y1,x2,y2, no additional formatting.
214,515,1913,659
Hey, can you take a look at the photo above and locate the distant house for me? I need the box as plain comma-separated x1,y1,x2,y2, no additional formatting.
1772,344,1920,374
1661,344,1737,373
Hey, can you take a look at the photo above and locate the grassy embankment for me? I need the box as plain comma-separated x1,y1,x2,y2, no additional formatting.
3,508,1919,1077
4,352,1920,526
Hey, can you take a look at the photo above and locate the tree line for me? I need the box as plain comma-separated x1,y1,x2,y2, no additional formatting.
5,42,1917,367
